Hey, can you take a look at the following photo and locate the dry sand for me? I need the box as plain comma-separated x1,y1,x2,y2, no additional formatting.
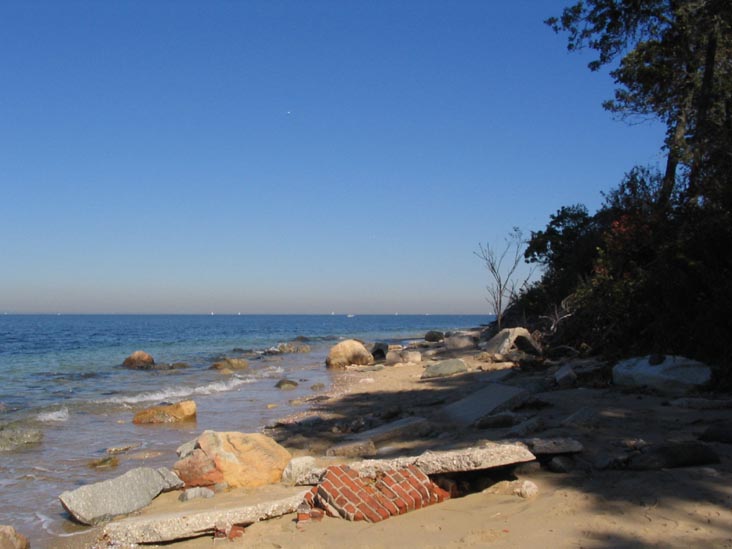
62,348,732,548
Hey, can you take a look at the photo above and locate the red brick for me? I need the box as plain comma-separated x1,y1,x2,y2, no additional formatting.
431,483,451,503
353,511,365,521
402,483,423,509
345,467,360,479
309,508,325,521
357,503,384,523
228,525,246,539
378,496,400,516
341,475,363,494
405,474,432,503
358,491,391,520
389,482,416,511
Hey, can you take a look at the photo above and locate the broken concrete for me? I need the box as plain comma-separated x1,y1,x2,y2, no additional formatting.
421,359,468,379
613,355,712,394
554,364,577,388
59,467,183,525
441,383,529,425
103,490,308,545
349,416,431,444
325,439,377,458
481,327,541,356
298,442,535,484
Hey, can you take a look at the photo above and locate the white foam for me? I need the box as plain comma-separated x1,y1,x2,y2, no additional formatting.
36,407,69,422
97,376,255,405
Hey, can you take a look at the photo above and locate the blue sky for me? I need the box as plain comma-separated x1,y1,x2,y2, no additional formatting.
0,1,665,314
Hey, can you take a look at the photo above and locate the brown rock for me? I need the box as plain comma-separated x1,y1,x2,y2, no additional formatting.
325,340,374,369
210,358,249,371
133,400,197,425
173,431,291,489
122,350,155,369
0,525,29,549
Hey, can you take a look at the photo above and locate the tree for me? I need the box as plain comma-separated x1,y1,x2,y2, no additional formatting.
475,228,531,331
547,0,732,210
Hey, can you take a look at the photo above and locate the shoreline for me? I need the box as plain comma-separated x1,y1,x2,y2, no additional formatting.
49,330,732,548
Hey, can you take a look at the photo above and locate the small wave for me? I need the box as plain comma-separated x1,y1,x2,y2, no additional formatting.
97,376,256,405
36,408,69,422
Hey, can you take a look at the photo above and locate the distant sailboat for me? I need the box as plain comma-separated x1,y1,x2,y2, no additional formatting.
347,314,355,318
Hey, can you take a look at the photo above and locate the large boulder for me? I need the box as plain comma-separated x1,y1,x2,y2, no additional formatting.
122,350,155,369
0,525,29,549
133,400,197,424
481,328,541,356
173,431,291,489
612,355,712,394
424,330,444,342
325,340,374,369
59,467,183,525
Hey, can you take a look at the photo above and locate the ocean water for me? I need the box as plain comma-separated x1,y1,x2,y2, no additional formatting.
0,314,487,547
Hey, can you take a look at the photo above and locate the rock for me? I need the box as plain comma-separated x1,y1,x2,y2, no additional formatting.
282,456,318,484
561,407,601,429
670,398,732,409
178,487,215,502
546,455,574,473
505,417,545,438
485,479,538,499
699,425,732,444
612,355,712,394
277,342,311,354
384,350,403,365
275,379,298,390
553,364,577,388
400,350,422,363
210,358,249,371
442,383,529,425
176,438,197,459
122,350,155,369
59,467,182,525
444,335,477,350
0,427,43,452
369,342,389,360
424,330,444,342
88,456,120,469
482,328,541,356
173,431,291,489
421,358,468,379
107,443,142,456
0,525,29,549
325,340,374,369
522,438,583,455
310,383,326,391
474,411,521,429
325,439,377,458
133,400,197,424
626,441,720,470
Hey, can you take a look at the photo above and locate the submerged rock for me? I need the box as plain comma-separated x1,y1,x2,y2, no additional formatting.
59,467,183,525
122,350,155,369
275,379,298,390
133,400,197,424
0,426,43,452
210,358,249,371
325,340,374,369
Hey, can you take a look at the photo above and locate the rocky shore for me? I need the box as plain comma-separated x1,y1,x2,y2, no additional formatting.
28,326,732,548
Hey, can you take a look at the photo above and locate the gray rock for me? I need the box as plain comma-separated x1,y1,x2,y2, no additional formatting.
522,437,583,455
553,364,577,388
176,437,197,459
699,425,732,444
421,359,468,379
474,411,521,429
444,335,477,350
156,467,184,491
282,456,318,484
484,479,539,499
384,350,403,365
369,342,389,360
442,383,528,425
400,350,422,363
505,416,545,438
612,355,712,394
561,407,601,429
275,379,298,390
546,455,574,473
482,328,541,356
0,427,43,452
424,330,444,342
626,441,720,470
178,487,215,502
59,467,180,525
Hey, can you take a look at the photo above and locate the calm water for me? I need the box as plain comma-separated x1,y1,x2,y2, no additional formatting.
0,314,487,547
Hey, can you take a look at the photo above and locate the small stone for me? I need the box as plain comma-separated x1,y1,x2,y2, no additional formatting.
122,350,155,369
325,439,377,458
210,358,249,371
546,455,574,473
178,487,215,502
310,383,326,391
88,456,120,469
282,456,318,484
0,525,30,549
133,400,197,424
275,379,298,390
553,364,577,388
514,480,539,498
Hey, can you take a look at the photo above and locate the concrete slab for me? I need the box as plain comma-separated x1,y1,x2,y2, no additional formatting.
440,383,529,425
350,416,432,443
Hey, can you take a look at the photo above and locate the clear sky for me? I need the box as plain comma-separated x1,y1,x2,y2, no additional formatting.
0,1,666,314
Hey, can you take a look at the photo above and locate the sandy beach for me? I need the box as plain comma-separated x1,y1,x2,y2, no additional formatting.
53,335,732,549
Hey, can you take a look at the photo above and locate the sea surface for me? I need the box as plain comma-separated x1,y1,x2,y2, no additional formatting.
0,314,488,547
